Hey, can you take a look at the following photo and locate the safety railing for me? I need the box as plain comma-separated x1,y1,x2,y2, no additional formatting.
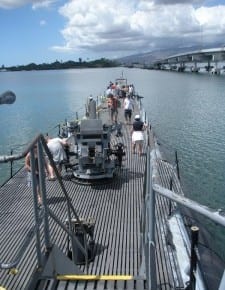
136,95,225,290
145,144,225,290
0,134,91,279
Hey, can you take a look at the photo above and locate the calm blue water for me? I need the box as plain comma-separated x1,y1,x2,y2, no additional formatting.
1,67,225,258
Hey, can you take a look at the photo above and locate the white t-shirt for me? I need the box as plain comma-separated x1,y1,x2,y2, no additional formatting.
47,138,66,163
124,97,133,110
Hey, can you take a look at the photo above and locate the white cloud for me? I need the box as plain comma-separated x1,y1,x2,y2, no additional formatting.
32,0,57,10
0,0,30,9
1,0,225,59
195,5,225,27
40,19,47,26
53,0,225,58
0,0,57,9
154,0,203,4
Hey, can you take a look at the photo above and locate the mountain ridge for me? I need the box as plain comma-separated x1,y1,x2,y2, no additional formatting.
115,43,224,65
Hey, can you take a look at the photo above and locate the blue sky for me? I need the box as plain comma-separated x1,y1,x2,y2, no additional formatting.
1,0,225,67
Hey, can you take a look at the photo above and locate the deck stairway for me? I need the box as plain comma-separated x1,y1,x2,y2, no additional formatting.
0,101,185,290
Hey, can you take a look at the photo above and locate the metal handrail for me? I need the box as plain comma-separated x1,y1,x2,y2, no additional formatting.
0,134,90,272
137,96,225,290
0,123,62,183
152,182,225,227
143,143,225,290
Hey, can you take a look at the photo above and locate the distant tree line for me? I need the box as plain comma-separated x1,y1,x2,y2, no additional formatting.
3,58,120,71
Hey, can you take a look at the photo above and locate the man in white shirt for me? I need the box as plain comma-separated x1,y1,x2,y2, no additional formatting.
47,137,68,175
123,95,134,124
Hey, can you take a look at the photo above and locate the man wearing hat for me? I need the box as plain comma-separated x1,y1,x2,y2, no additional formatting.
131,115,145,155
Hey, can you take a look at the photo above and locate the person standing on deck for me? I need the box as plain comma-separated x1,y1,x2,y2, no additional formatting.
25,145,42,204
108,93,119,123
131,115,146,155
106,85,113,97
128,84,135,98
25,145,54,204
123,94,134,124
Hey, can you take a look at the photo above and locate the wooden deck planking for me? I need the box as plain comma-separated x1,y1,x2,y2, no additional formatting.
99,183,123,274
123,184,130,275
95,192,116,275
156,198,172,289
126,181,132,274
1,102,184,290
154,158,184,290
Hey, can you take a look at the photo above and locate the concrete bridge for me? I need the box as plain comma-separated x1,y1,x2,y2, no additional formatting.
154,47,225,74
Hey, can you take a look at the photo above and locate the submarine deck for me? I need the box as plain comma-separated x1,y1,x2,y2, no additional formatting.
0,102,184,290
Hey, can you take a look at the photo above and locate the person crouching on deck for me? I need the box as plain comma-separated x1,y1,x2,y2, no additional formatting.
46,136,68,176
131,115,146,155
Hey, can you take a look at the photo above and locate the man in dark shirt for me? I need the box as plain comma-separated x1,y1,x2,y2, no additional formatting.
131,115,145,155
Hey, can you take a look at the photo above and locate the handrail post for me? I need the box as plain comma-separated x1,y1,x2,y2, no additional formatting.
169,177,173,216
149,151,155,246
30,146,43,268
58,124,61,136
189,226,199,290
38,139,51,251
175,150,180,180
145,146,150,288
10,149,13,178
146,146,157,290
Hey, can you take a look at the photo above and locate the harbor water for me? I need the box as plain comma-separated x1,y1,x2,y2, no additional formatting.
0,67,225,260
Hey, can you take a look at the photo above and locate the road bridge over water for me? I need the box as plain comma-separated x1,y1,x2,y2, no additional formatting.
154,47,225,74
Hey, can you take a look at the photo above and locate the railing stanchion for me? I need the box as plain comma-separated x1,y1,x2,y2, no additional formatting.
189,226,199,290
30,146,43,268
175,150,180,180
147,146,157,290
38,139,51,251
10,149,13,178
169,177,173,215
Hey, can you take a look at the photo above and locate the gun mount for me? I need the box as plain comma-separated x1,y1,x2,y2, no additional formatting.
65,119,117,180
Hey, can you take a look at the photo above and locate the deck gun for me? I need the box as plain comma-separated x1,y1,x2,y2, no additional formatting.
65,119,116,180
